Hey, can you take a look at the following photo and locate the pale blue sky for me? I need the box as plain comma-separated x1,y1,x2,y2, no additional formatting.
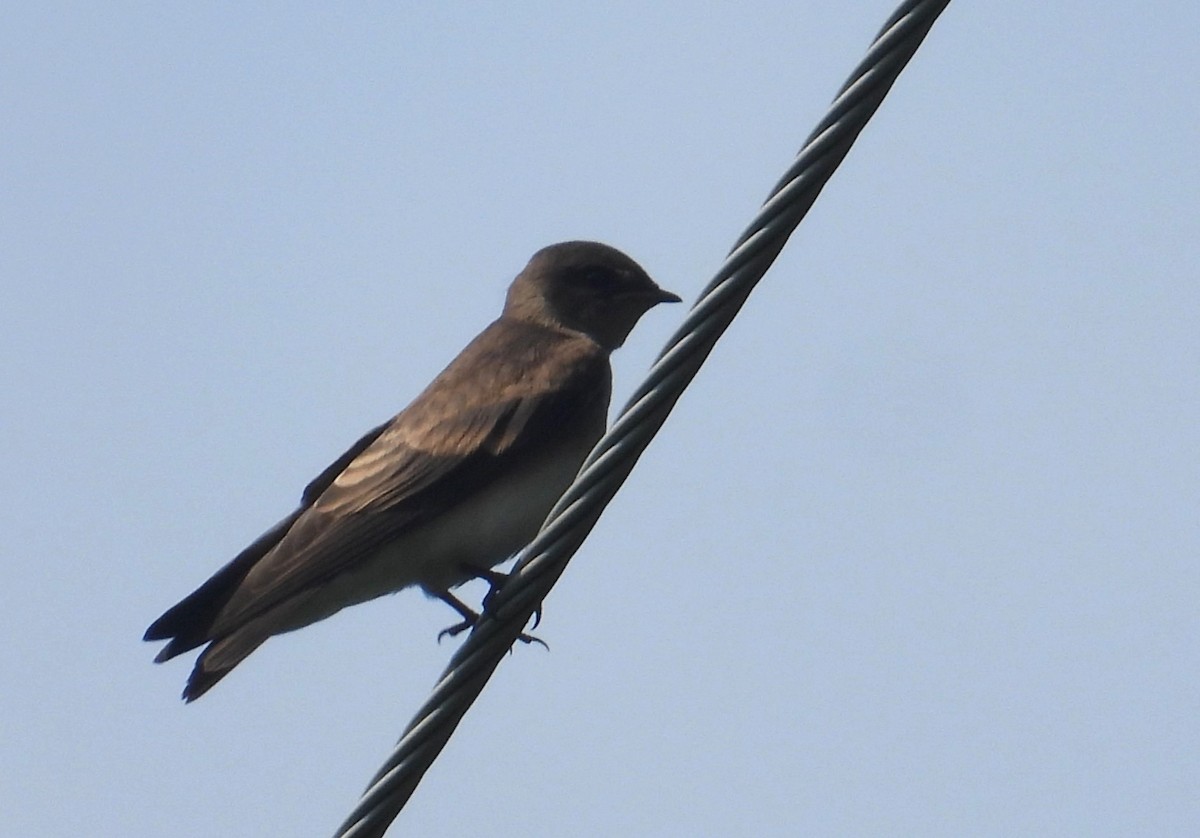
3,3,1198,836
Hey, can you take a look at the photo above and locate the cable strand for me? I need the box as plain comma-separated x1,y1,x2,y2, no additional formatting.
333,3,951,835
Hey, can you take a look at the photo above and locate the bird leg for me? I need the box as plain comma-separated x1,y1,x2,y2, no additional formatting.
432,590,481,644
428,566,547,649
461,565,544,630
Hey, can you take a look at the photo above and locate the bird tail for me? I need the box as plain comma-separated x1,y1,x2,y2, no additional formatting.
145,512,299,662
145,513,303,700
182,628,271,702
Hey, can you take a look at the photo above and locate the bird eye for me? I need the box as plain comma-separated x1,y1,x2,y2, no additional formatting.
577,267,619,293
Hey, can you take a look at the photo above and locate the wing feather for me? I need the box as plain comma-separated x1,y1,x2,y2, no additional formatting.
205,320,609,635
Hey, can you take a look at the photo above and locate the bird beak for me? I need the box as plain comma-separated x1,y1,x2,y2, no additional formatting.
649,287,682,305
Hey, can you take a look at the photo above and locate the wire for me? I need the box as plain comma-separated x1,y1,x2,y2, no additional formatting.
334,2,952,834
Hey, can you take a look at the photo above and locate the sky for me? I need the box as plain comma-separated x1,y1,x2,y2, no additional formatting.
3,3,1198,836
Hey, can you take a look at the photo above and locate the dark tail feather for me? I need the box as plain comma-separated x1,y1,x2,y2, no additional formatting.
182,628,271,702
145,512,299,662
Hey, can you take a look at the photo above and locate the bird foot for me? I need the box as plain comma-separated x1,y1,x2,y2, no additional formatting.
434,582,547,649
436,616,475,644
463,565,544,630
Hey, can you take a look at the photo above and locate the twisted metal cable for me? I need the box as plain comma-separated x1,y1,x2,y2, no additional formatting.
334,2,951,834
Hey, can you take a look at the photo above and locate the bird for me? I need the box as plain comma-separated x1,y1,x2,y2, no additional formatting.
144,240,680,701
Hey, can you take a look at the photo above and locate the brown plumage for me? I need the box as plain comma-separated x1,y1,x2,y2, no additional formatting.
144,241,679,701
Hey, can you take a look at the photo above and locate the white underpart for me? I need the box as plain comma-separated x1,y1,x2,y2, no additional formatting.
273,441,590,634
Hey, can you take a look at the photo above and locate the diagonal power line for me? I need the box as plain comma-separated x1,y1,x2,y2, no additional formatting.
334,2,953,834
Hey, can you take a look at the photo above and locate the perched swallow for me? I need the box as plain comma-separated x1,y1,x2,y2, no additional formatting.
145,241,680,701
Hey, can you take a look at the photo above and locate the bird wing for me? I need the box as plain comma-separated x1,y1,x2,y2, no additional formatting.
205,320,609,636
143,419,391,659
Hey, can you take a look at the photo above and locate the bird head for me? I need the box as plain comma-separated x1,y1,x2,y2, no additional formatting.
504,241,681,350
